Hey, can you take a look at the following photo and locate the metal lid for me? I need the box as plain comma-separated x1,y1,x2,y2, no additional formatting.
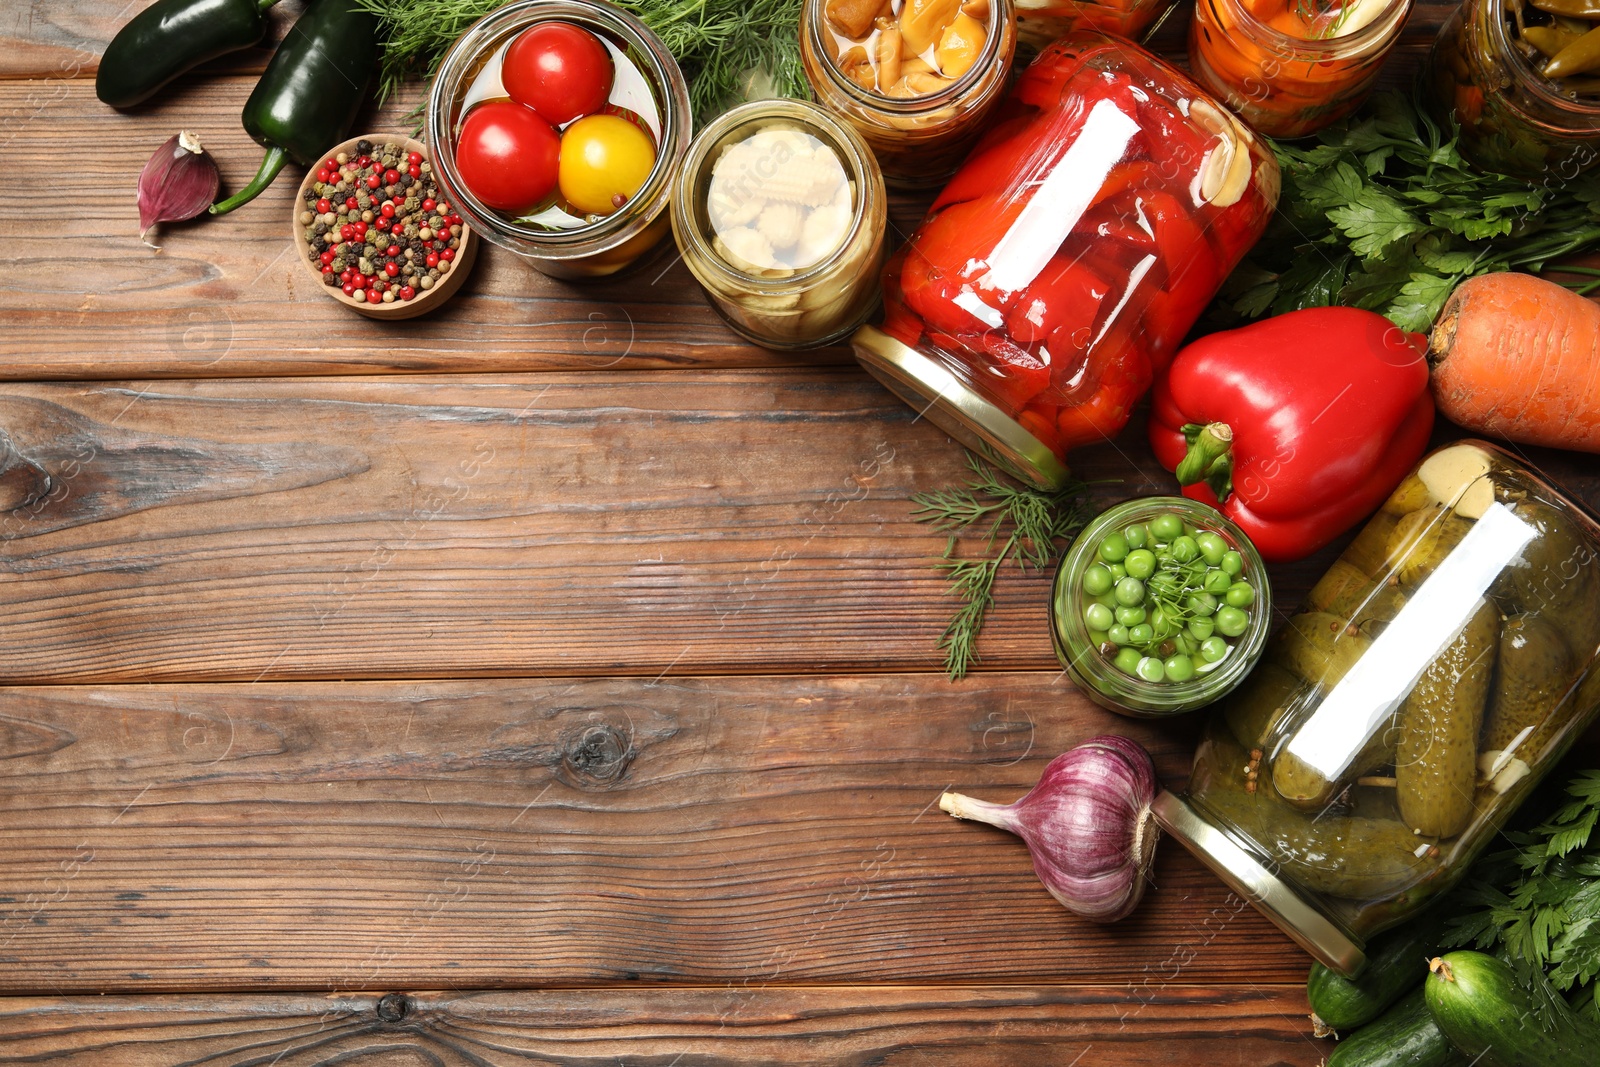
1152,790,1368,978
850,325,1072,492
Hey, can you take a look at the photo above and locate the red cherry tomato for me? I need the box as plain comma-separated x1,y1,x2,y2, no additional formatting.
454,100,560,214
502,22,614,126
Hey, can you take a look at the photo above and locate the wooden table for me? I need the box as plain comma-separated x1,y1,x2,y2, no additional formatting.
2,2,1597,1062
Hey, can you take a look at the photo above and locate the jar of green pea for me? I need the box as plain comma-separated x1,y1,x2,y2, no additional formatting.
1051,496,1272,717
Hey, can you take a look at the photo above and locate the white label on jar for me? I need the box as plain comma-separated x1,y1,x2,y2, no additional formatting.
1283,502,1535,782
983,98,1139,294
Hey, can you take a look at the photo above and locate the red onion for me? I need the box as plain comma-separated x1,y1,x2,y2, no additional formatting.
138,131,219,247
940,734,1159,923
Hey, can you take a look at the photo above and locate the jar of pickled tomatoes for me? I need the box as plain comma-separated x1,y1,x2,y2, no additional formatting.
1190,0,1411,140
1015,0,1179,48
801,0,1018,188
852,33,1280,490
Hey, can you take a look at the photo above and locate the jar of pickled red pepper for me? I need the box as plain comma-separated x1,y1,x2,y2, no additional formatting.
1153,442,1600,976
801,0,1017,188
1189,0,1412,139
1426,0,1600,179
1015,0,1179,47
852,33,1280,490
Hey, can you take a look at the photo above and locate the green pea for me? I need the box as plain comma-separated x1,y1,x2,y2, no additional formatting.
1221,550,1243,576
1115,605,1146,627
1164,654,1196,682
1215,605,1249,637
1203,569,1232,595
1089,628,1110,648
1085,603,1115,631
1225,582,1255,608
1099,533,1129,563
1114,646,1143,675
1082,564,1113,596
1124,549,1156,580
1188,616,1216,640
1150,607,1180,639
1150,513,1183,542
1183,521,1200,538
1114,577,1146,607
1135,656,1165,683
1128,623,1154,645
1096,591,1118,609
1170,535,1199,563
1107,623,1130,646
1173,632,1197,655
1124,524,1148,549
1106,562,1128,582
1185,592,1218,617
1200,635,1229,662
1148,573,1180,599
1196,532,1227,565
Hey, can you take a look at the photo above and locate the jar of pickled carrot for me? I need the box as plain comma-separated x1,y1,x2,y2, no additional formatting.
1189,0,1412,140
851,33,1280,490
1014,0,1179,47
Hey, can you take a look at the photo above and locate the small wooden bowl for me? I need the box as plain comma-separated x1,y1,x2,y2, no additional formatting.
290,134,479,320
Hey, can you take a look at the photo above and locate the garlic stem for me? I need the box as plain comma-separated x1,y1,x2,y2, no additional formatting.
939,790,1019,829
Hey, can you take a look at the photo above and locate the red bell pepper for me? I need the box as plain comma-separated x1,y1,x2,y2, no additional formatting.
1148,307,1435,562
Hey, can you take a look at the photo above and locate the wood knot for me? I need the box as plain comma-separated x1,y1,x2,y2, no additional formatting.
559,722,635,787
0,429,50,513
376,992,412,1023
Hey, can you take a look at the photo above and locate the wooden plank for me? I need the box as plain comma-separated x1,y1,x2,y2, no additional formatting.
0,672,1326,992
0,985,1329,1065
0,77,873,380
2,374,1598,685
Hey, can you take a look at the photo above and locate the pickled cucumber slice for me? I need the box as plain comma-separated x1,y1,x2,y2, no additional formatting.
1275,612,1372,689
1385,506,1474,587
1396,600,1499,839
1382,473,1433,517
1344,511,1401,577
1308,559,1407,626
1417,444,1495,519
1480,613,1576,764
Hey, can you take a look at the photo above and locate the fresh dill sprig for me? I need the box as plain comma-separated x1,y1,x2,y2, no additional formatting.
353,0,809,123
911,453,1091,681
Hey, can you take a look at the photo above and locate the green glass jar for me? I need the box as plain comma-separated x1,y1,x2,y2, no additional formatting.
1052,496,1272,718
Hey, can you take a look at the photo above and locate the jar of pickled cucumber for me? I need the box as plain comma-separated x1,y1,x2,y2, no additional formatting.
1426,0,1600,179
671,100,889,349
1153,441,1600,976
1052,497,1272,717
800,0,1018,188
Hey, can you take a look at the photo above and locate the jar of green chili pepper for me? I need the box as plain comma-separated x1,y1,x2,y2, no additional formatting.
1425,0,1600,179
1052,496,1272,718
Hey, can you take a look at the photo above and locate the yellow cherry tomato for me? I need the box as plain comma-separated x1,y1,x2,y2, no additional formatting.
558,114,657,217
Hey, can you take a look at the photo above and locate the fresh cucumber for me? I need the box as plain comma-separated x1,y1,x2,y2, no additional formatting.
1327,988,1465,1067
1308,913,1444,1032
1426,951,1600,1066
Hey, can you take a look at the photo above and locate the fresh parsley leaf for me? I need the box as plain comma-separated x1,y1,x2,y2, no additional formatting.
1387,271,1460,332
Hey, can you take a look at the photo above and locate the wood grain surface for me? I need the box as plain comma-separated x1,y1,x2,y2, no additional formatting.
0,986,1330,1064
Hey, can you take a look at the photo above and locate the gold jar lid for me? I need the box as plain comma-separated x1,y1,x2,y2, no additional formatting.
851,324,1071,492
1152,790,1367,977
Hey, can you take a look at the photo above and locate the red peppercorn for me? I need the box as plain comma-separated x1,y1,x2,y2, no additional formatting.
400,285,416,301
313,198,328,214
383,168,399,185
346,196,359,210
342,282,357,296
366,174,381,189
339,269,352,283
380,202,396,218
352,274,367,290
425,252,440,268
322,266,334,277
407,151,422,166
408,164,421,178
316,168,331,183
357,155,371,167
384,261,400,277
320,249,336,265
355,220,369,235
441,248,456,262
374,219,390,233
366,288,382,305
339,224,353,240
324,157,338,170
422,198,436,212
386,244,401,257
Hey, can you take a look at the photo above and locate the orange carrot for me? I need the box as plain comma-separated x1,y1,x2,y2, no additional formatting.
1429,272,1600,454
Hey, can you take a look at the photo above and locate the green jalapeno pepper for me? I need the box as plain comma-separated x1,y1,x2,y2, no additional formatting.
97,0,283,109
1546,24,1600,77
209,0,378,215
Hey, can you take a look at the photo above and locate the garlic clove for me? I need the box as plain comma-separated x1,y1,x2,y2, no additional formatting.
137,131,220,248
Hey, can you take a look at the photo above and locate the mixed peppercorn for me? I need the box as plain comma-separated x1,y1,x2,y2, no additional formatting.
300,139,464,306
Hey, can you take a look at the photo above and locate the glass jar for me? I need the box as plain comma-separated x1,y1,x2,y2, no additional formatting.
671,100,889,350
800,0,1017,189
1052,497,1272,717
1426,0,1600,180
425,0,692,280
1015,0,1178,48
1154,442,1600,976
852,33,1280,491
1189,0,1411,139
